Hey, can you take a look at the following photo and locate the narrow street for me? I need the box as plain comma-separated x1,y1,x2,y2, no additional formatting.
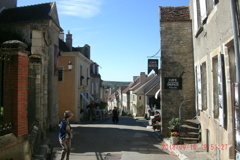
49,116,178,160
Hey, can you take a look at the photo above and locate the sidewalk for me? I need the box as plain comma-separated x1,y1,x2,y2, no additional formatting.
136,117,215,160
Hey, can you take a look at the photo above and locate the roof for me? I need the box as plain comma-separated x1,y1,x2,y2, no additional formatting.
133,74,159,94
130,73,155,91
160,6,190,22
145,83,160,96
122,76,140,94
59,38,70,52
0,2,61,29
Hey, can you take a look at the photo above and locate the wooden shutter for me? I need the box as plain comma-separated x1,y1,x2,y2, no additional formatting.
197,64,202,110
193,0,199,34
218,53,224,127
200,0,207,22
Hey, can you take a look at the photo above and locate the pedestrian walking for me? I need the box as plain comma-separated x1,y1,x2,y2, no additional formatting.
87,101,97,120
59,110,73,160
112,106,119,124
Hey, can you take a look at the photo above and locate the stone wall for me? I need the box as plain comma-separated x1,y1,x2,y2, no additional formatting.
160,7,195,136
0,40,31,160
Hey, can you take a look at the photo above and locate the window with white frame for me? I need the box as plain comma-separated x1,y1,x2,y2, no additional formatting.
212,53,227,128
193,0,219,36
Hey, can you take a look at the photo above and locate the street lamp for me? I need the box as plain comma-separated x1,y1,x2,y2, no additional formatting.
67,61,73,71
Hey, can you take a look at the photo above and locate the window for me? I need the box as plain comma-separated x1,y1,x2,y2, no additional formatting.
193,0,218,36
139,96,141,100
212,53,227,128
80,65,83,86
91,83,94,94
217,53,226,128
96,83,99,93
212,56,219,118
58,68,63,81
86,68,89,85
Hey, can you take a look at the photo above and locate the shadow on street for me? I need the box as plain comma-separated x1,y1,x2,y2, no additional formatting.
49,116,173,160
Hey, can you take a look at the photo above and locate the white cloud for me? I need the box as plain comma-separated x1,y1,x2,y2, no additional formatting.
57,0,104,18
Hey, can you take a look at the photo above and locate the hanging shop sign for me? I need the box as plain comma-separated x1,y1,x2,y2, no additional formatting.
164,77,182,89
148,59,158,74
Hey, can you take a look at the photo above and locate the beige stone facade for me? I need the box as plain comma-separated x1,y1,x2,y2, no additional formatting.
189,0,235,159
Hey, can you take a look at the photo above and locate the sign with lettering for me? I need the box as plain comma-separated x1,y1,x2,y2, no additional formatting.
164,77,182,89
148,59,158,74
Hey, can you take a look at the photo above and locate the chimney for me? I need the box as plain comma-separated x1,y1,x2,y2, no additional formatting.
139,72,146,84
66,31,72,51
133,76,138,81
84,44,90,59
59,32,64,41
0,0,16,9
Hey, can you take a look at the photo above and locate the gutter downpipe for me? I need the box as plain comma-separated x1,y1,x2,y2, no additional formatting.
231,0,240,82
230,0,240,159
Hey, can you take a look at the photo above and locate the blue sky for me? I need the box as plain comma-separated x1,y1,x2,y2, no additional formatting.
18,0,189,82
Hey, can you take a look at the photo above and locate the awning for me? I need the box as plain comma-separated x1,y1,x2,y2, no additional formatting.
87,92,94,100
155,89,161,99
80,93,90,103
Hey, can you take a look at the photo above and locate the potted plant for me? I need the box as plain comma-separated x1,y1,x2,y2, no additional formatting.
168,118,180,144
153,121,161,131
168,118,180,132
170,132,180,144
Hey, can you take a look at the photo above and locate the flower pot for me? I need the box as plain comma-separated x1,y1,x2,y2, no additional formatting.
170,136,179,144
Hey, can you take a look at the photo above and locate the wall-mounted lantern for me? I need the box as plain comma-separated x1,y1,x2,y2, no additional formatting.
67,61,73,71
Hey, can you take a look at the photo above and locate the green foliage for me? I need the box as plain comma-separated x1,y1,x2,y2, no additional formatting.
133,104,144,109
102,81,130,90
99,101,108,109
0,25,30,50
168,118,180,132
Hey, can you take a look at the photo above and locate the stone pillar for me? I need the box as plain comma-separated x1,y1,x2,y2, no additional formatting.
1,40,29,137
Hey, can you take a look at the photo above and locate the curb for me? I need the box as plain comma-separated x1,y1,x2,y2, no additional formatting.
139,117,189,160
163,139,189,160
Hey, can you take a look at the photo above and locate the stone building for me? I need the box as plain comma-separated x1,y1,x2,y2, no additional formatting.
133,73,159,116
159,6,195,137
189,0,236,159
58,32,93,122
0,1,62,159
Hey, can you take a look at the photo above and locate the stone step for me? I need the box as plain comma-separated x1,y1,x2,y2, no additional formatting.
185,119,200,124
180,137,200,141
181,124,199,130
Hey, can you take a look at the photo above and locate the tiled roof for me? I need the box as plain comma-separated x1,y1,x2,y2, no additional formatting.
160,6,190,22
0,3,53,24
